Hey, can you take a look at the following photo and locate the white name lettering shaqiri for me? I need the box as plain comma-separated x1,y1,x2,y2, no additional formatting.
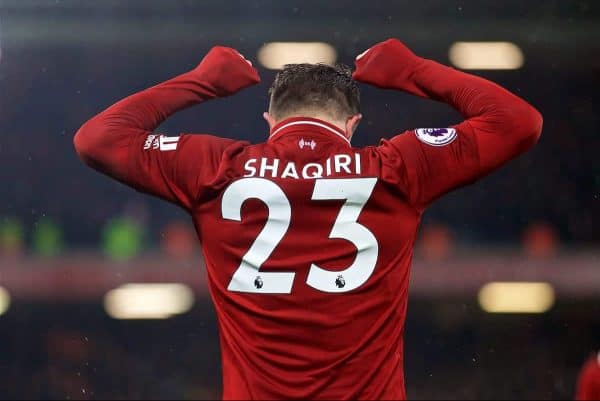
281,162,299,179
243,154,363,179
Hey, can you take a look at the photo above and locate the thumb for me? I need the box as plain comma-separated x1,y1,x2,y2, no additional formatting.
352,47,375,79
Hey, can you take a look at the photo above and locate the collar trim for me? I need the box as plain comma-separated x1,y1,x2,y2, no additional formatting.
269,119,351,145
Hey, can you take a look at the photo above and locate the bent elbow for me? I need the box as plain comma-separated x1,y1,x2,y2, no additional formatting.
73,116,110,166
73,125,89,161
74,121,95,163
512,104,543,153
525,106,543,144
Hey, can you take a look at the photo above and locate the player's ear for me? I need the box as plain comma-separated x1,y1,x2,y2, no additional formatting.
263,112,277,130
345,114,362,138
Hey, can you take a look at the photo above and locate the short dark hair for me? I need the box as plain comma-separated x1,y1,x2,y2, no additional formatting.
268,63,360,120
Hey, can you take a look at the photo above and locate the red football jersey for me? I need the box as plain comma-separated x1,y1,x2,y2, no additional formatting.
74,45,542,400
131,117,429,399
120,117,518,400
576,353,600,401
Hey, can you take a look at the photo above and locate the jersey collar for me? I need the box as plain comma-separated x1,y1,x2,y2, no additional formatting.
268,117,351,146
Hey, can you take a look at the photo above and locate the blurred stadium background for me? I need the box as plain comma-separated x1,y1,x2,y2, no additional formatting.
0,0,598,399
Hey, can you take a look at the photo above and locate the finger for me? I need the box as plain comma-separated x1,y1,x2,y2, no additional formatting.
232,49,253,66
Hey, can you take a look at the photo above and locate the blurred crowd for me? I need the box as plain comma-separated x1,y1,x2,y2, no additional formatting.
0,301,596,400
0,305,222,400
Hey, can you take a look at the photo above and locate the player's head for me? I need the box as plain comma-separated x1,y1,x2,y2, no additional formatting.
264,63,362,139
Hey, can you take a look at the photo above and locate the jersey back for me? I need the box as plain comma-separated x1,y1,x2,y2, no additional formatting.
126,113,481,399
192,118,427,400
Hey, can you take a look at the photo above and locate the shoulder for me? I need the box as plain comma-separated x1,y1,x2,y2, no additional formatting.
369,130,414,160
378,127,464,149
179,133,251,152
181,133,246,145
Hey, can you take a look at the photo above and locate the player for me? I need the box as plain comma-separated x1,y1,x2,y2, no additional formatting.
576,352,600,400
73,39,542,399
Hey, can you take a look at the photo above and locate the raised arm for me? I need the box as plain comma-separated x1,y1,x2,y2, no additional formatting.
73,46,259,209
353,39,543,206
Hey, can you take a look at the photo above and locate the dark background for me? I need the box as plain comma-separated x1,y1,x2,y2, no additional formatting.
0,300,597,400
1,0,598,246
0,1,598,399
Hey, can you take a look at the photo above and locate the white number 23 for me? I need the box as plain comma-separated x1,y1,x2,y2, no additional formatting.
221,177,378,294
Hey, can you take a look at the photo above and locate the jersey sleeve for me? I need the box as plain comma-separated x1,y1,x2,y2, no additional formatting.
378,121,480,207
126,132,237,210
371,60,542,208
576,355,600,400
73,64,252,212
